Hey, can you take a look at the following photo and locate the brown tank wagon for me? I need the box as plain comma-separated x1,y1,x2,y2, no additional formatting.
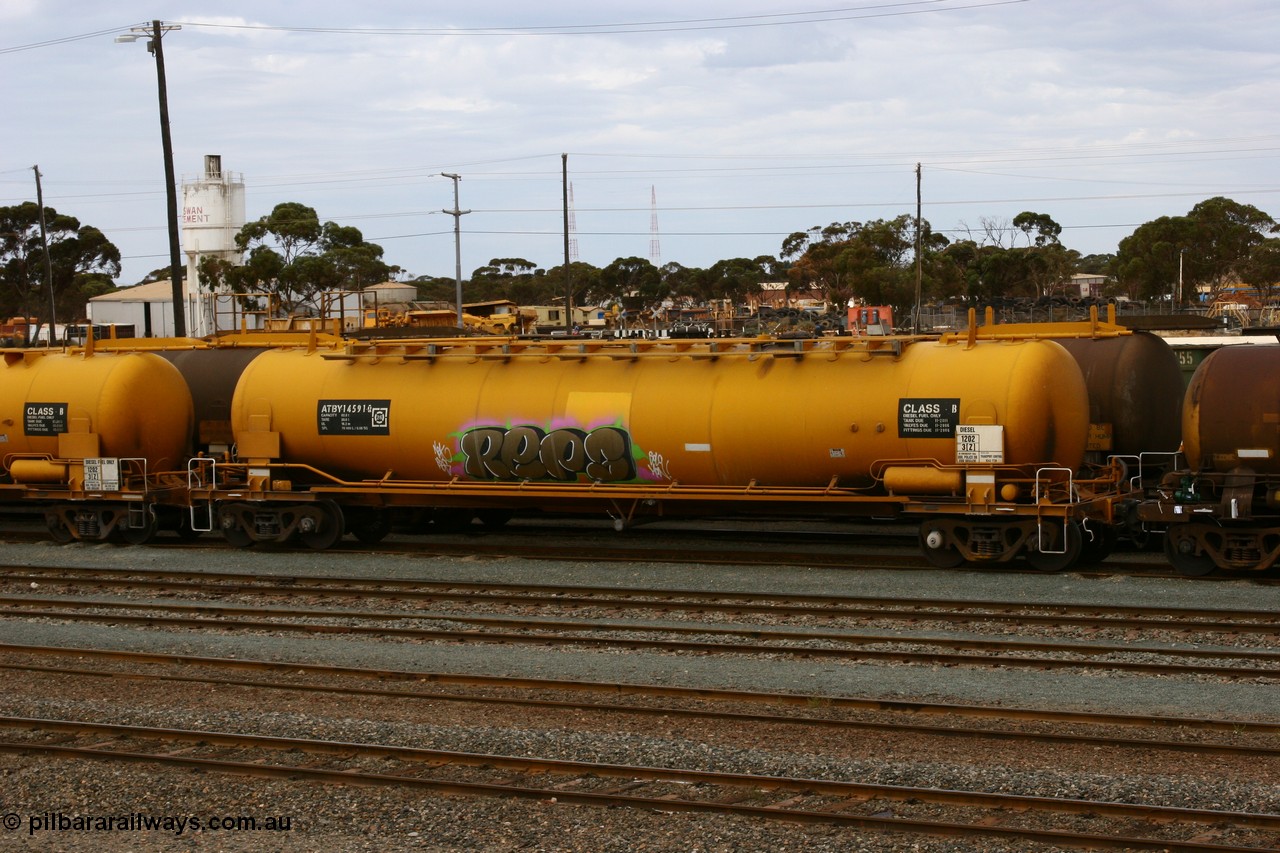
1054,331,1186,552
1139,344,1280,574
1054,332,1184,458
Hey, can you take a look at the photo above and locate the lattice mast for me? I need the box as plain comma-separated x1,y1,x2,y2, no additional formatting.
567,183,580,263
649,185,661,265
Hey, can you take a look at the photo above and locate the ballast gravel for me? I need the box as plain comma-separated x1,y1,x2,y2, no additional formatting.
0,528,1276,851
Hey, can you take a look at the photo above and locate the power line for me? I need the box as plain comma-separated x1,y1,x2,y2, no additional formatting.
8,155,1274,208
0,2,1028,53
12,138,1280,200
170,1,1027,38
0,25,132,54
9,186,1277,238
6,133,1272,194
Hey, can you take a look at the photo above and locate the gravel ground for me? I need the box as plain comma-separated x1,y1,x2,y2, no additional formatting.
3,535,1275,717
0,532,1277,851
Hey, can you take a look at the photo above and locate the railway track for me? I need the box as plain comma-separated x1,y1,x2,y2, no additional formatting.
1,545,1275,850
4,643,1279,753
1,665,1277,853
3,564,1276,634
2,715,1274,851
2,592,1277,680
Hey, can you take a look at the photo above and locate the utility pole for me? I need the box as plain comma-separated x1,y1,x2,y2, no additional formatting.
562,154,572,334
913,163,922,333
32,166,56,345
1177,248,1185,306
117,20,185,337
440,173,469,328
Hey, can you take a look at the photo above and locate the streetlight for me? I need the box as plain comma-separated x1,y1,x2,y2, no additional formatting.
116,20,185,338
440,173,470,328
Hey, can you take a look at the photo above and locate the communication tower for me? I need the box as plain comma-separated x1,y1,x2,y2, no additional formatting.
567,183,579,262
649,186,661,266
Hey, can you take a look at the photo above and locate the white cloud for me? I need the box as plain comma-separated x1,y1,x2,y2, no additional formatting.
3,0,1278,283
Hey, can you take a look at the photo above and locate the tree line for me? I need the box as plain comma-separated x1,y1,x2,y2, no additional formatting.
0,201,120,338
1,195,1276,330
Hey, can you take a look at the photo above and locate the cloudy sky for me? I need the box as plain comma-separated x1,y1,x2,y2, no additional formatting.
3,1,1278,286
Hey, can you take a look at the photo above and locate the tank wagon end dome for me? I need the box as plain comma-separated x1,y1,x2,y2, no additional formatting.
0,350,194,471
1183,343,1280,475
1056,332,1184,456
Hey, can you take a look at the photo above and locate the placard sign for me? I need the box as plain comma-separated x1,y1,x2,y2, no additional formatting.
955,424,1004,463
24,402,68,436
317,400,391,436
83,457,121,491
898,398,960,438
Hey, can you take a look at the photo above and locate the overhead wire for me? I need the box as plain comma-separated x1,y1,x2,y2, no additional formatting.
0,2,1024,53
4,3,1272,272
6,134,1273,201
169,1,1029,37
0,25,131,55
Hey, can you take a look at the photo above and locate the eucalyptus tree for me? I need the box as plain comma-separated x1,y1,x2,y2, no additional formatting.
0,201,120,336
199,202,394,314
1115,197,1277,302
597,256,664,306
781,216,948,312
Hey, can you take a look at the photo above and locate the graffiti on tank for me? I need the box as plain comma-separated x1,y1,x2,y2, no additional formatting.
433,441,453,477
459,424,638,482
648,450,672,481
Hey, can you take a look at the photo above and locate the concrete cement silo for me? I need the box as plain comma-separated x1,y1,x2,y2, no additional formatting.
182,155,246,336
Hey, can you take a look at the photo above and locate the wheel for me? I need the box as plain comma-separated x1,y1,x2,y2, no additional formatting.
217,504,254,548
1026,521,1083,572
918,524,964,568
118,512,158,545
222,525,254,548
347,508,392,544
1163,529,1217,576
45,511,74,544
298,501,344,550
